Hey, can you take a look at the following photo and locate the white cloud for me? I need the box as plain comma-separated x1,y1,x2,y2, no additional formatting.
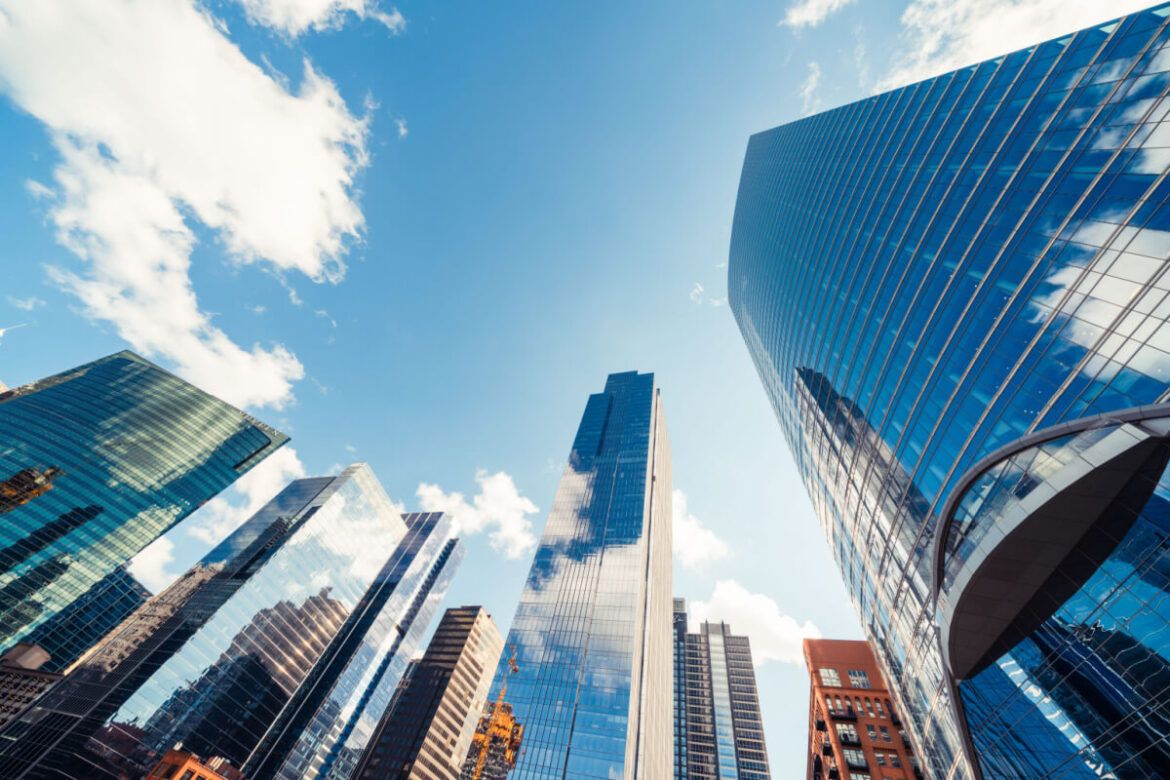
238,0,406,37
689,282,705,303
417,470,539,559
25,179,53,200
0,0,369,410
246,303,267,315
395,117,408,139
881,0,1154,91
690,580,820,666
780,0,856,29
184,447,307,545
672,489,731,570
128,536,177,593
799,62,822,116
7,295,45,311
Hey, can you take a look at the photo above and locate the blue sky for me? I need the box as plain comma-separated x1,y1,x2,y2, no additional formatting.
0,0,1145,774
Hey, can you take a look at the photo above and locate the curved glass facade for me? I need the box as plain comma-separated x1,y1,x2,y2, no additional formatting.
730,5,1170,778
488,371,672,779
0,351,287,668
0,464,459,780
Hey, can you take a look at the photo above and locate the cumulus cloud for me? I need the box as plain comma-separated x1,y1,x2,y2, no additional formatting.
128,536,177,593
7,295,45,311
881,0,1154,91
799,62,822,116
417,470,539,559
0,0,369,410
184,447,308,545
238,0,406,37
780,0,856,29
395,117,409,139
690,580,820,666
672,489,730,570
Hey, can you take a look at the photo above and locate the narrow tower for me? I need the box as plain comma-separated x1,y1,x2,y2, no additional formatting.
486,372,673,779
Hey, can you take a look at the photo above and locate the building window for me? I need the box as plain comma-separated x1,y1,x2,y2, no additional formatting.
848,669,872,688
876,752,887,766
819,668,842,687
866,724,878,742
875,699,885,717
836,723,860,744
880,725,892,743
843,748,868,770
890,753,902,768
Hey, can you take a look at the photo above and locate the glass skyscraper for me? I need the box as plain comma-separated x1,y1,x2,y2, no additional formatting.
489,371,672,779
0,464,461,780
731,5,1170,778
0,351,287,670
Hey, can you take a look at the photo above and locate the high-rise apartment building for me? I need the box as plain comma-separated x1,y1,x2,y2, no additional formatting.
355,606,503,779
673,599,770,780
730,5,1170,778
0,351,286,670
803,639,919,780
0,464,461,780
488,371,672,779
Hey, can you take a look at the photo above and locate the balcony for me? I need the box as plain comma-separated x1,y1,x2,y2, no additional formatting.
828,708,857,722
827,770,840,780
914,768,925,780
891,714,902,727
821,743,833,757
815,719,827,732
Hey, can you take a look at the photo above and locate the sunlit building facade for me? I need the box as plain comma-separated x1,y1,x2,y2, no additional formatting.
0,465,461,780
489,371,672,779
673,599,770,780
0,351,286,669
731,5,1170,778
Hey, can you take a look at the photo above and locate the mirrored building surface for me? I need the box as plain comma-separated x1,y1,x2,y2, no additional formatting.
0,351,287,670
730,5,1170,778
0,464,460,780
489,371,672,779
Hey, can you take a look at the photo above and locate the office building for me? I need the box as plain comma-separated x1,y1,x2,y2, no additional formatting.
356,606,503,779
730,5,1170,777
0,351,287,670
803,639,919,780
144,749,244,780
460,698,524,780
673,600,770,780
487,371,672,779
0,464,461,780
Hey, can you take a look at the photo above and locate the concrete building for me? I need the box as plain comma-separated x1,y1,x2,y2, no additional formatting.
356,606,504,779
803,640,919,780
674,600,770,780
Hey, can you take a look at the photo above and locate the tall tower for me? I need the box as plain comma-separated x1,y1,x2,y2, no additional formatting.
0,464,461,780
355,606,504,779
730,5,1170,778
0,351,286,669
490,371,672,779
674,600,771,780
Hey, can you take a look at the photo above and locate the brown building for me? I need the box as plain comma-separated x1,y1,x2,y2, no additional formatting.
0,644,61,729
803,639,922,780
356,606,504,779
144,749,243,780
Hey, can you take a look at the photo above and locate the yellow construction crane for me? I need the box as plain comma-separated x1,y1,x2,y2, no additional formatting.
467,647,523,780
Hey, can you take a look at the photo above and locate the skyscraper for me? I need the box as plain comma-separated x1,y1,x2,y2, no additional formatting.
803,639,919,780
0,464,461,780
0,351,287,669
355,606,503,779
730,5,1170,778
673,599,770,780
489,371,672,779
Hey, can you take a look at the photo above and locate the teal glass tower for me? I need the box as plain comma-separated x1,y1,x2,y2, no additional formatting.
731,5,1170,779
490,372,673,779
0,464,461,780
0,351,286,671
